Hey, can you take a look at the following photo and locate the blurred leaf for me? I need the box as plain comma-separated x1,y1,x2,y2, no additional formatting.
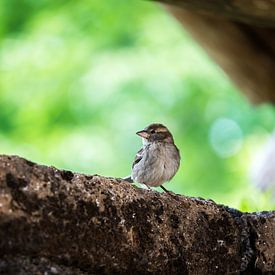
0,0,274,211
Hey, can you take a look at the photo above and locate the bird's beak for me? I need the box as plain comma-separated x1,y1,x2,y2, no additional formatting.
136,130,149,139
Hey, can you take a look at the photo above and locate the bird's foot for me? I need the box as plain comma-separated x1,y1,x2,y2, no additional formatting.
123,176,133,183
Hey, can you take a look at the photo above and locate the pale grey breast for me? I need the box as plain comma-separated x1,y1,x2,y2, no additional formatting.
132,142,180,187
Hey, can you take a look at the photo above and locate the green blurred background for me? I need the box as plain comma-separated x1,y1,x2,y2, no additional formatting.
0,0,274,211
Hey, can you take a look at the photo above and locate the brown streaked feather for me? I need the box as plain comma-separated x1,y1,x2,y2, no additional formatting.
132,148,144,169
156,127,168,133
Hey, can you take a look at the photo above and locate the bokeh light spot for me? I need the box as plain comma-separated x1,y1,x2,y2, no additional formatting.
209,117,243,158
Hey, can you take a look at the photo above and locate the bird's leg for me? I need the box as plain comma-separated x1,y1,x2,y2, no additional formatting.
143,183,152,190
123,176,133,183
160,185,179,200
160,185,170,193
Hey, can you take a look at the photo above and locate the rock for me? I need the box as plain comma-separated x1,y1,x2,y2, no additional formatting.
0,155,274,274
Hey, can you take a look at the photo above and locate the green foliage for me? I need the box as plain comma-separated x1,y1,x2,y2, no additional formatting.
0,1,274,211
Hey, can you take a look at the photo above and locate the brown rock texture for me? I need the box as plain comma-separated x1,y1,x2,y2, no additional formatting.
0,155,274,274
152,0,275,104
156,0,275,26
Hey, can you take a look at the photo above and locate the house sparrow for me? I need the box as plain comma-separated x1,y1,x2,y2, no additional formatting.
125,123,180,192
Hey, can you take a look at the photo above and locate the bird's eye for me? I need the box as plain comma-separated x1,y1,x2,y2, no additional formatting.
150,129,156,134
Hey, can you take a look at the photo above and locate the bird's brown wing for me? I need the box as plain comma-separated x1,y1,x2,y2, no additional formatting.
132,148,144,168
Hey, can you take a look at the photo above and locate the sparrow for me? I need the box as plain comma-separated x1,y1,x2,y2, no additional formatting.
125,123,180,192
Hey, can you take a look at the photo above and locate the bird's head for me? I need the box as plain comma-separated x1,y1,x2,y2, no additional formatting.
136,123,174,144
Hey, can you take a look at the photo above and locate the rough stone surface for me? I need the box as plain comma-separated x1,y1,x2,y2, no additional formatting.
155,0,275,26
152,0,275,104
0,155,274,274
0,256,87,275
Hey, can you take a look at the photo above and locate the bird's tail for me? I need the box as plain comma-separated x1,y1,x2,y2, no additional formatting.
123,175,133,183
